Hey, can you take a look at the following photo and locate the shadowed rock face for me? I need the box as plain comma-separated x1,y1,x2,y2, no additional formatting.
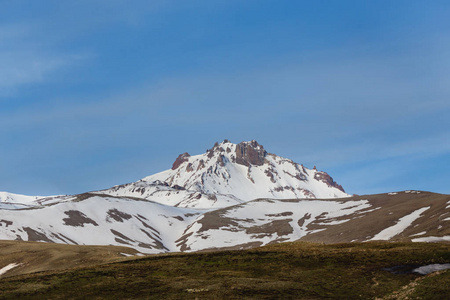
0,220,13,227
172,153,190,170
23,227,53,242
314,171,345,193
235,140,267,166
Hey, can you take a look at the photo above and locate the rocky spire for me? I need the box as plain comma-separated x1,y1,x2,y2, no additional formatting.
314,171,346,193
234,140,267,166
172,152,190,170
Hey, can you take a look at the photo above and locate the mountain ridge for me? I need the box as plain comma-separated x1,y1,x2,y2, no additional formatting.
97,140,348,209
0,140,448,254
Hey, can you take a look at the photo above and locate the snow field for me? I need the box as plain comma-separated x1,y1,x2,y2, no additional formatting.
182,199,371,251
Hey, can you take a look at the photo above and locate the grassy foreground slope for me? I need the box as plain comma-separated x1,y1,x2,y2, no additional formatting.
0,240,139,278
0,241,449,299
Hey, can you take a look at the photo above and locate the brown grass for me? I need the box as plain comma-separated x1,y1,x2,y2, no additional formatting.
0,240,138,278
0,241,448,299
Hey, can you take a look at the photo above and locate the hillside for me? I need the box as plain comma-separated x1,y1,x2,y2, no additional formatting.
0,190,448,254
0,240,138,279
0,241,448,299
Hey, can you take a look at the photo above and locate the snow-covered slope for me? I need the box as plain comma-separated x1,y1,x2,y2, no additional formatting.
177,198,372,252
97,140,348,208
0,194,372,254
0,192,44,204
0,191,447,254
0,193,201,254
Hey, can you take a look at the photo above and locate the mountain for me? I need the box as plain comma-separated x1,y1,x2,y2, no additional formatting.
0,140,448,254
96,140,348,209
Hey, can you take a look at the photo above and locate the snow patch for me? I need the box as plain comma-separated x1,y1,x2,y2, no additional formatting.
413,264,450,275
120,253,134,257
412,236,450,242
370,206,430,241
0,263,21,276
410,231,427,237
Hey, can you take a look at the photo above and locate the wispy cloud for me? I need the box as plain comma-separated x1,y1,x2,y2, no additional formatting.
0,53,69,95
0,24,89,97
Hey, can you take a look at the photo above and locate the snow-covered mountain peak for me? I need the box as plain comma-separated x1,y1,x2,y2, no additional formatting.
1,140,446,255
99,140,349,208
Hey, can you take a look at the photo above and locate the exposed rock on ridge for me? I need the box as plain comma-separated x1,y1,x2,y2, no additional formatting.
172,153,190,170
314,171,346,193
235,140,267,166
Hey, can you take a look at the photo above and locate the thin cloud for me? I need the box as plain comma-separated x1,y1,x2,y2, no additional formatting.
0,53,68,93
0,24,90,97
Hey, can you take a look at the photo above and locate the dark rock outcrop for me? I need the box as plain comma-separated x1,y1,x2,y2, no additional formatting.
235,140,267,166
314,171,345,193
172,153,190,170
63,210,98,227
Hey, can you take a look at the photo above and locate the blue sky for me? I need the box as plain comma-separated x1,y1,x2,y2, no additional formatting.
1,0,449,196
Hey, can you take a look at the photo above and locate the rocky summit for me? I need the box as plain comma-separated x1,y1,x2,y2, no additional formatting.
98,140,348,209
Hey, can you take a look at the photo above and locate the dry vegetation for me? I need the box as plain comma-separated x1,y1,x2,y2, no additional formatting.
0,240,138,278
0,240,448,299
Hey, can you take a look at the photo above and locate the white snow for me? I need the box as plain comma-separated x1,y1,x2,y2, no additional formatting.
0,202,31,210
388,192,398,195
412,236,450,242
413,264,450,275
404,190,420,194
354,207,381,215
0,263,21,276
410,231,427,237
120,253,135,257
182,198,371,251
0,195,201,254
0,192,45,204
370,206,430,241
100,140,349,208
